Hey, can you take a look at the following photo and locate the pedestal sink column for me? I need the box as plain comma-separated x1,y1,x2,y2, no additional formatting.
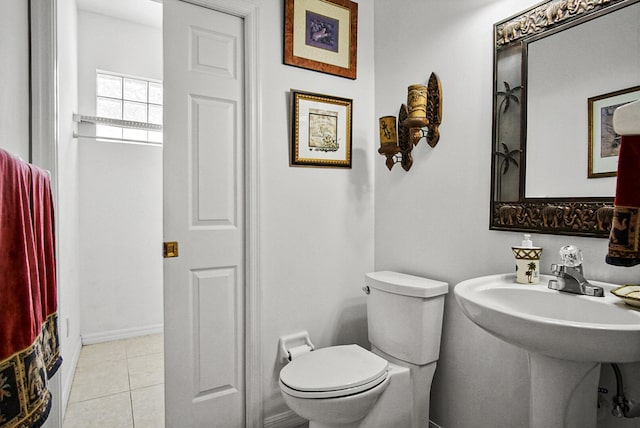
528,353,600,428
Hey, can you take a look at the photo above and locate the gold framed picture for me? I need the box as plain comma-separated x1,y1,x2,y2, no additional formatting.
290,90,352,168
284,0,358,79
588,85,640,178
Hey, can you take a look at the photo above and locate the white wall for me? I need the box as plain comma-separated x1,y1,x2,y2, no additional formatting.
77,10,162,116
259,0,376,419
77,10,163,339
373,1,640,427
0,0,30,160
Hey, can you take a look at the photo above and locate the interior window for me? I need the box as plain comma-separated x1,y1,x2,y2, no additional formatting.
96,72,163,144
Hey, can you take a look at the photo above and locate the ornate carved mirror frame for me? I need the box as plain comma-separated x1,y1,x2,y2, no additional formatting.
490,0,639,238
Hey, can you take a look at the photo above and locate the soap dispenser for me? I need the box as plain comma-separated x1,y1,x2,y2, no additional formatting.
512,234,543,284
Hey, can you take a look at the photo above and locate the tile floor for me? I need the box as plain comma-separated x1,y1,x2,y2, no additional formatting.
63,334,164,428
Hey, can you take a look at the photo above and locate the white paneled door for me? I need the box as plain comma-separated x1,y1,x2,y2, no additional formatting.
163,0,245,426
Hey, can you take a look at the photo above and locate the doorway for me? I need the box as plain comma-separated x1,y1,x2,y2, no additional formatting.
33,0,262,426
63,0,165,426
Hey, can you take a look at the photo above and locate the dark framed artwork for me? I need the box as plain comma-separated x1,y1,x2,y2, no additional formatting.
284,0,358,79
588,85,640,178
290,90,352,168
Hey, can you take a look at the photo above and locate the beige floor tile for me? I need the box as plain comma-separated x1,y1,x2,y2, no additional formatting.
128,353,164,390
125,334,164,358
131,384,165,428
66,336,166,426
69,359,130,403
63,391,133,428
77,340,127,367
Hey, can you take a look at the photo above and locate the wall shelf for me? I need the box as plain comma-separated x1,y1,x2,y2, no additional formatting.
72,114,162,145
72,114,162,131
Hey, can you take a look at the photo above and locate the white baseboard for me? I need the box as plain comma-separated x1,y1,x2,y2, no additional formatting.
263,410,307,428
62,336,82,416
81,324,163,345
262,411,439,428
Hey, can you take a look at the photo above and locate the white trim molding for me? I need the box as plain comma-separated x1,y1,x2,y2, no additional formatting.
29,0,58,184
81,324,164,345
30,1,61,427
61,337,82,413
263,410,307,428
263,411,443,427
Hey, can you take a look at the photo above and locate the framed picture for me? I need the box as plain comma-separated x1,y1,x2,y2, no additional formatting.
284,0,358,79
290,90,352,168
588,85,640,178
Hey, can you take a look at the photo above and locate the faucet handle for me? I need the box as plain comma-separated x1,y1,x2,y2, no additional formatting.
559,245,583,267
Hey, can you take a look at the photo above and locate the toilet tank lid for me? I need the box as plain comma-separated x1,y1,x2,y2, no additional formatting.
365,271,448,298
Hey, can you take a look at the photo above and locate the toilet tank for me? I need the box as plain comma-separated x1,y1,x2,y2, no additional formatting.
365,271,448,365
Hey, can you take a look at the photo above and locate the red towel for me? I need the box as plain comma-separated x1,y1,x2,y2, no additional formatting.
0,149,61,428
606,135,640,266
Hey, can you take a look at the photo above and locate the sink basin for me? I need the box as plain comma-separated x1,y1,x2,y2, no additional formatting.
455,273,640,428
454,273,640,362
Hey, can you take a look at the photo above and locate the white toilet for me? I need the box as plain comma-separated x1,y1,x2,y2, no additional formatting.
279,271,448,428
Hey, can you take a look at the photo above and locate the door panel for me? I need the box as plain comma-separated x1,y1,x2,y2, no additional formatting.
163,1,245,426
190,95,237,227
193,267,238,394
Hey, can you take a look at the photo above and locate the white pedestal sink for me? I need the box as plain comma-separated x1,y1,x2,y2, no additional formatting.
454,274,640,428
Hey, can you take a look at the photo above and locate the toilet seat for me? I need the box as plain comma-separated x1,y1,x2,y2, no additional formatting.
279,345,388,399
280,370,388,399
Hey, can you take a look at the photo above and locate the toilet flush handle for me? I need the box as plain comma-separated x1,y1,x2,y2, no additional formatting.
362,286,370,295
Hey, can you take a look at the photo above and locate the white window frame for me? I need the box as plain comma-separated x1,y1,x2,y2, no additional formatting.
94,69,163,145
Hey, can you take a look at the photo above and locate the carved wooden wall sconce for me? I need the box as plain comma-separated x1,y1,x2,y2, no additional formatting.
378,72,442,171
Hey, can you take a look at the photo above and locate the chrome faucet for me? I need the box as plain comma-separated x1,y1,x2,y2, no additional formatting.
547,245,604,297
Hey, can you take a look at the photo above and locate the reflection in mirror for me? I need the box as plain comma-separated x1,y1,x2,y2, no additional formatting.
526,3,639,198
490,0,639,237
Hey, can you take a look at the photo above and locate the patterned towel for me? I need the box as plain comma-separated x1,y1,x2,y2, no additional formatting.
606,135,640,266
0,149,61,428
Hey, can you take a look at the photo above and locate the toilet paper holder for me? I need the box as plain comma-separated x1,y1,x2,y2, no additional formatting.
278,331,315,363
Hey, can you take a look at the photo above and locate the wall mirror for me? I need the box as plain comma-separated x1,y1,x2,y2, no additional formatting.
490,0,640,237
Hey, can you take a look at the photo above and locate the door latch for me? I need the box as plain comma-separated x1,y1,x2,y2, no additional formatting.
163,241,179,258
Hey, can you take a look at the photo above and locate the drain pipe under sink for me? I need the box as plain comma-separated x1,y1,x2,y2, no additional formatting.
610,363,640,418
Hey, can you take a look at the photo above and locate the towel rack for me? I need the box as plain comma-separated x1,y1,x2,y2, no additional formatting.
72,114,163,145
72,133,163,146
72,114,162,131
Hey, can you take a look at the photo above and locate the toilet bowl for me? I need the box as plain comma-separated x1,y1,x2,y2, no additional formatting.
279,345,391,426
279,271,448,428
